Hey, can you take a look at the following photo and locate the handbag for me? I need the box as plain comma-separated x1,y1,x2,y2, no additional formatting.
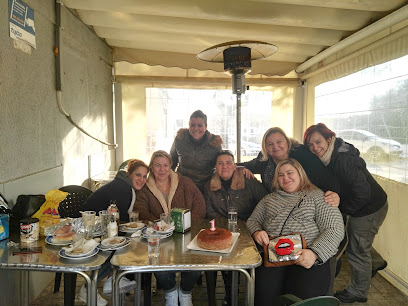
263,193,307,267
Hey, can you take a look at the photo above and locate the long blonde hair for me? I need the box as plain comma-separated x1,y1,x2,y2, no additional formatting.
272,158,317,192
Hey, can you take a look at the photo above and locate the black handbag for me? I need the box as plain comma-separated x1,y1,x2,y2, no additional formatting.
10,194,45,229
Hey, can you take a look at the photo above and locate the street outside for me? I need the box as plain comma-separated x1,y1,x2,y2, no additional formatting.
365,144,408,184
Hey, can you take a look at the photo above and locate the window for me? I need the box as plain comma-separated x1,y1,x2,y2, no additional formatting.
315,55,408,183
146,88,273,162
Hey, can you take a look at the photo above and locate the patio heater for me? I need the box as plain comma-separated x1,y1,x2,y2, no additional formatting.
197,41,278,162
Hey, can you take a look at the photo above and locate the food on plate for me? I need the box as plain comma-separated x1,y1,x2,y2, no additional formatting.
52,224,75,242
197,228,233,250
71,247,85,254
54,224,72,235
107,237,126,245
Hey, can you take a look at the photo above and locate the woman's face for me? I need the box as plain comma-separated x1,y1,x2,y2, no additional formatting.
307,131,331,158
129,166,148,190
277,164,301,193
151,156,171,182
265,132,289,162
189,117,207,140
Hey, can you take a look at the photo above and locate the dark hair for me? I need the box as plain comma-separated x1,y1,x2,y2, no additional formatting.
126,159,148,175
303,123,336,145
216,150,235,161
190,110,207,126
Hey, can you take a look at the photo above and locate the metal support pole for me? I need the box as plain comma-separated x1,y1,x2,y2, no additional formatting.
236,93,242,163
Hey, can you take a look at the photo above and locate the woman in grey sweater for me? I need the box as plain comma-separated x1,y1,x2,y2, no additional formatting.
247,158,344,305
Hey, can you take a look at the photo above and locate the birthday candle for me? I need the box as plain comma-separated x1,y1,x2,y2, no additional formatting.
210,219,216,231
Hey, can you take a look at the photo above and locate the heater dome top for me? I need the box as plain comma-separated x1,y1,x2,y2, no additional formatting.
197,40,278,63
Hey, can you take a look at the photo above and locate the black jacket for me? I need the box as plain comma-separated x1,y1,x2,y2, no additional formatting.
239,144,340,193
80,171,134,222
204,168,268,222
328,138,387,217
170,128,222,192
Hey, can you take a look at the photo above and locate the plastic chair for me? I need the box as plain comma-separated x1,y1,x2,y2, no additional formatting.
53,185,93,305
279,294,340,306
58,185,93,218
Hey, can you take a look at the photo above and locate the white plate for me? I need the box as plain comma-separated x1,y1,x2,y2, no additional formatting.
141,227,174,239
98,238,131,251
154,225,175,234
101,236,127,247
187,231,240,254
120,222,146,233
59,247,99,259
45,236,72,246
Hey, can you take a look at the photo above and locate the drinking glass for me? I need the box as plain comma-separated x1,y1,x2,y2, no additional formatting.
228,207,238,226
99,210,109,239
129,211,139,226
81,211,96,240
160,213,170,225
147,235,160,258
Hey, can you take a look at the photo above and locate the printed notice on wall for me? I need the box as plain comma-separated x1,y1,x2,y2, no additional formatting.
9,0,36,49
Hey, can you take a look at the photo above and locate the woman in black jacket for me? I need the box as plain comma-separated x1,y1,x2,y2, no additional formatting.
304,123,388,304
239,127,340,206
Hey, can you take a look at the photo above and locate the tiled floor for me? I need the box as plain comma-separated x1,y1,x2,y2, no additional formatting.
33,256,408,305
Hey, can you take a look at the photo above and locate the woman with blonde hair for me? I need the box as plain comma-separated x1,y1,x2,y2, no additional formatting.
247,158,344,305
133,150,206,305
240,127,340,206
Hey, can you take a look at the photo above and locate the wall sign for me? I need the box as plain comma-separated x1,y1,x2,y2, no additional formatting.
9,0,36,48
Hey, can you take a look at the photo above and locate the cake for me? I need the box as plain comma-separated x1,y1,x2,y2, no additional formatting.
197,228,233,250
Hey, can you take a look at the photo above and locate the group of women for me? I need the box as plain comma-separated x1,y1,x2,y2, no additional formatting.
84,109,388,306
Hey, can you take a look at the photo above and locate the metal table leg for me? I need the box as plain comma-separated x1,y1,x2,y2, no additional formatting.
64,273,77,306
205,270,217,306
21,270,29,306
231,270,238,306
134,273,142,306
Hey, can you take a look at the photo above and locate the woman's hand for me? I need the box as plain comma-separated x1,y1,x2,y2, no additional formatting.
252,230,269,246
324,191,340,207
242,168,255,179
294,249,318,269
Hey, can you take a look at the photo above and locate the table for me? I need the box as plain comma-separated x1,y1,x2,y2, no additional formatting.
0,238,110,306
111,219,262,306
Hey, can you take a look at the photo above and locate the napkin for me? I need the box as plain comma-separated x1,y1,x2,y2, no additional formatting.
63,238,99,255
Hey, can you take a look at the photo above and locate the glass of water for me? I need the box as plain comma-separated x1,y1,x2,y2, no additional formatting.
81,211,96,240
147,235,160,258
228,207,238,226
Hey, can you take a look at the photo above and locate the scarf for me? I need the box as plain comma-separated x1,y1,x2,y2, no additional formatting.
320,136,336,166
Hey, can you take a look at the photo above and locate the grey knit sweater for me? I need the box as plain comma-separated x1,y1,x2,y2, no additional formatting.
246,189,344,263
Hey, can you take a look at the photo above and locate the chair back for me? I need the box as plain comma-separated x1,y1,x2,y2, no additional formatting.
58,185,92,218
280,294,340,306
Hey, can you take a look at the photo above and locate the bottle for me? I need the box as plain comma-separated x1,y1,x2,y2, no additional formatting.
107,215,118,238
107,200,120,228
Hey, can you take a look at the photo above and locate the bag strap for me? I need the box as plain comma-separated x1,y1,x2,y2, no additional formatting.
279,193,307,235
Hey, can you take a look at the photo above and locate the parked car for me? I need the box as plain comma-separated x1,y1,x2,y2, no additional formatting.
335,129,403,161
225,139,262,156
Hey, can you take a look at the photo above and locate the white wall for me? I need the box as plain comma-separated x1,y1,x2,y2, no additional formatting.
0,0,114,303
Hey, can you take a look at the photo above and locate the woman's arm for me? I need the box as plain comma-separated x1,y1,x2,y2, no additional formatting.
246,197,267,235
133,188,159,222
170,139,179,171
183,177,206,219
336,154,371,215
237,152,264,175
309,191,345,263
